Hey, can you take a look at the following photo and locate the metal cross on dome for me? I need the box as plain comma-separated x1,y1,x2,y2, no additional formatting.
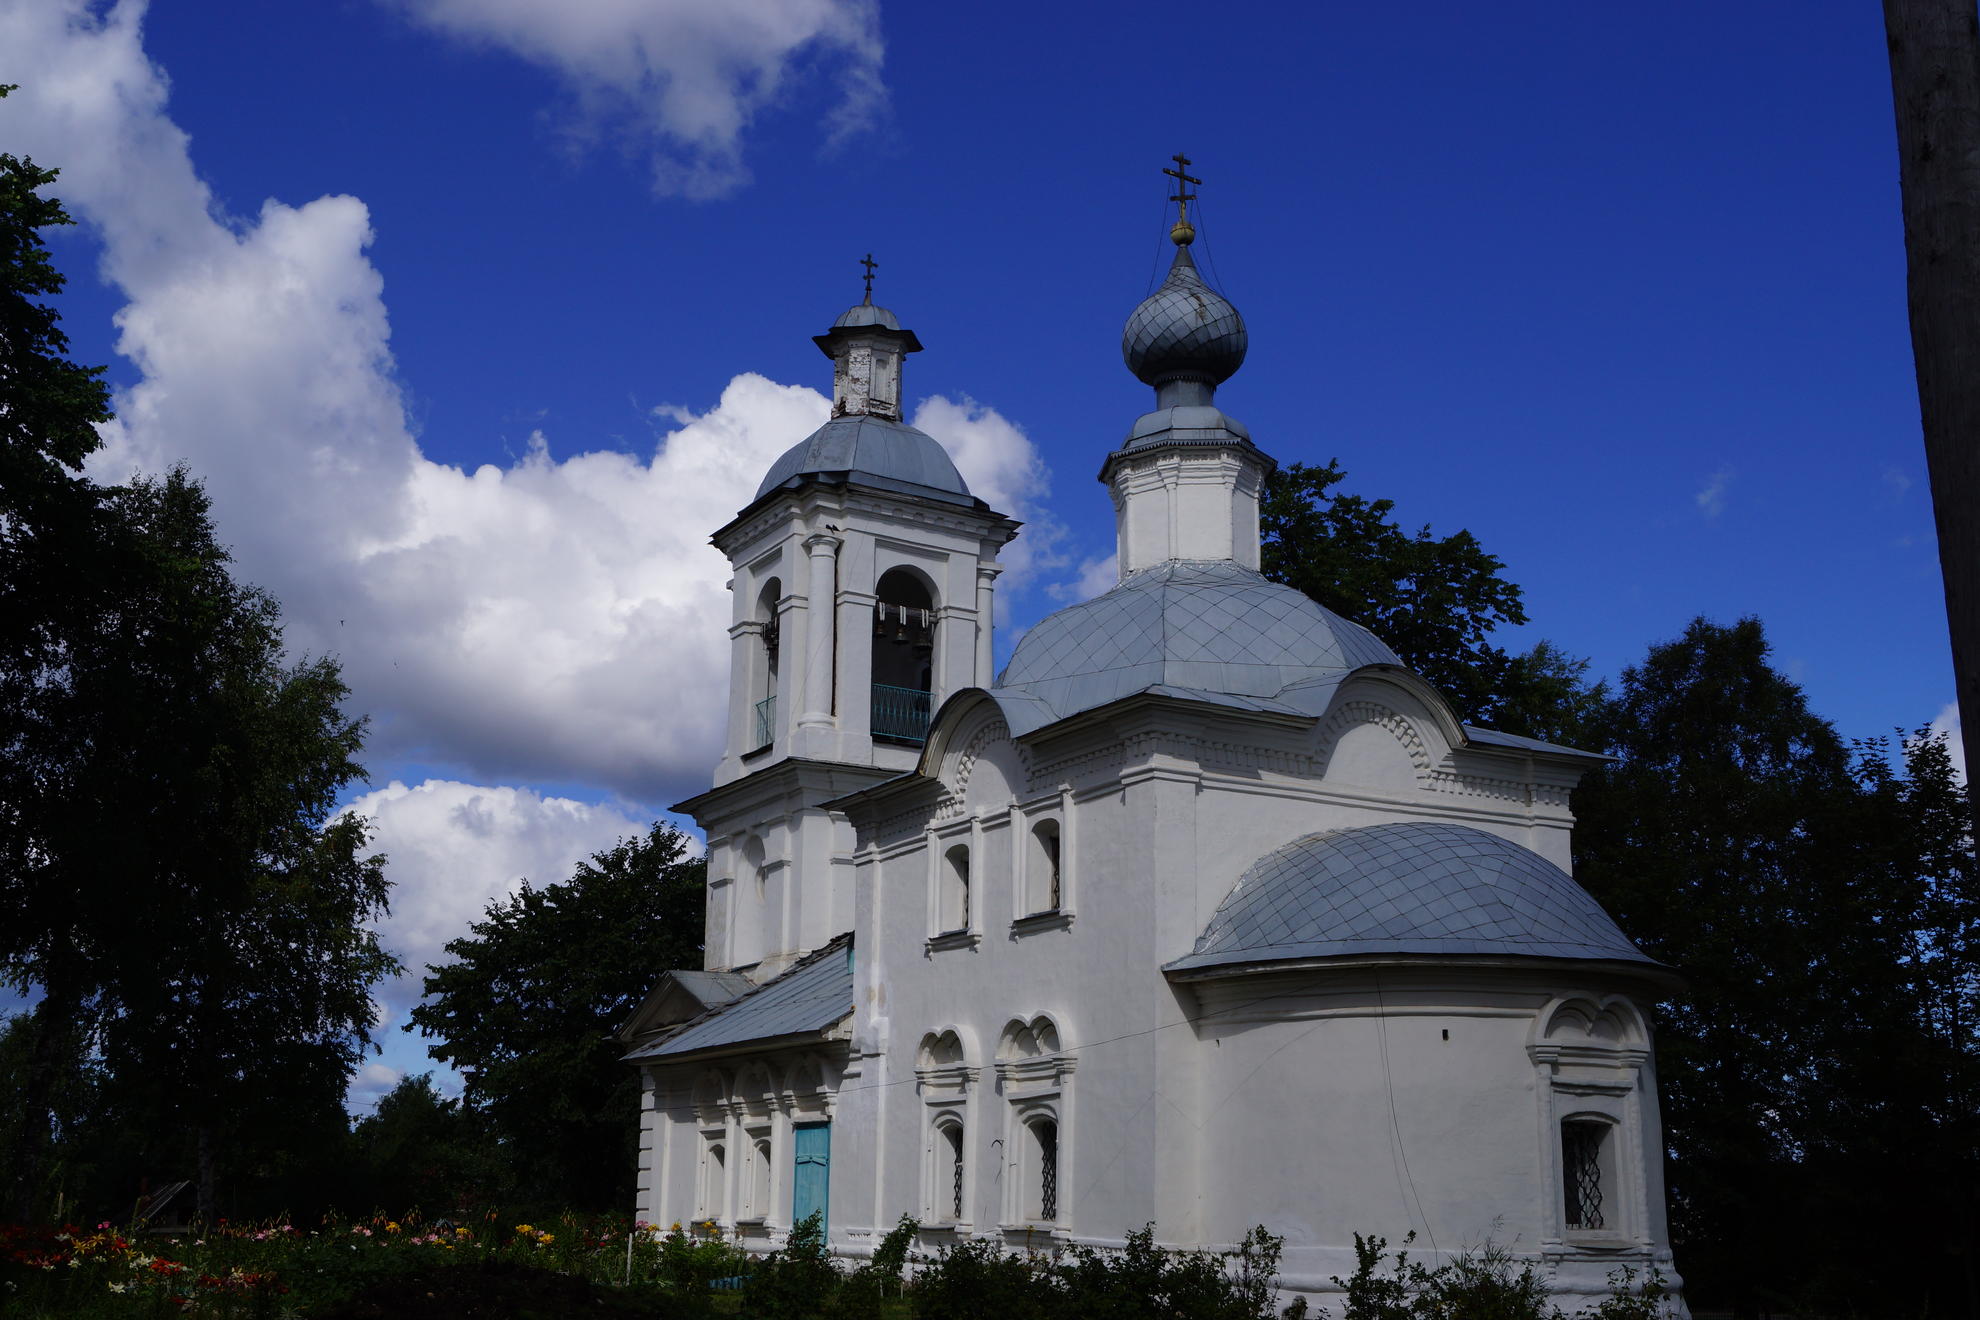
859,252,878,303
1156,155,1195,245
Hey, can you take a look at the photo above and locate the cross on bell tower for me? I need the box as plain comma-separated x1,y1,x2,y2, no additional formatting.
859,252,878,303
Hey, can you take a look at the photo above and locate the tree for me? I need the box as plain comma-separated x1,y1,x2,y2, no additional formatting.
1259,460,1603,744
410,824,707,1212
351,1073,504,1215
0,468,398,1222
1883,0,1980,840
1572,617,1978,1316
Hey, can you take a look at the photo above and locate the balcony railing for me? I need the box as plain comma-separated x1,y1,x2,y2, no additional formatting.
752,695,776,751
871,683,932,744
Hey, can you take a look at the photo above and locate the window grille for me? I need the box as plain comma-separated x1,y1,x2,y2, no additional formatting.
1562,1121,1606,1230
950,1130,965,1219
1038,1121,1059,1222
753,696,775,749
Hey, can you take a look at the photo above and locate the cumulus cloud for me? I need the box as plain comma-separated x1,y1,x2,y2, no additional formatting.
1694,467,1733,519
909,394,1064,605
384,0,886,198
343,778,652,1016
1048,553,1117,604
348,1061,405,1113
1,2,1050,806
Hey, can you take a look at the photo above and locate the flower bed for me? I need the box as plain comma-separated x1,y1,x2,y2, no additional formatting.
0,1211,735,1318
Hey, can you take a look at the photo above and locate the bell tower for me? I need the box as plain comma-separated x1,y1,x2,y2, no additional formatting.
676,268,1020,977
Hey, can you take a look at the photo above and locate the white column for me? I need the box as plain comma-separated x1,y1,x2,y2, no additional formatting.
974,563,1002,687
798,533,841,728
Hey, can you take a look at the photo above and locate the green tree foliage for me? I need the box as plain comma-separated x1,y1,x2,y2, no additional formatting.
1573,617,1978,1317
1258,461,1603,745
350,1073,505,1215
0,85,110,511
410,824,707,1213
1,472,398,1222
0,116,397,1220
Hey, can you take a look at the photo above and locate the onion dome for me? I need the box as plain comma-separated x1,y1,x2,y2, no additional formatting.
1166,822,1660,976
1122,243,1248,389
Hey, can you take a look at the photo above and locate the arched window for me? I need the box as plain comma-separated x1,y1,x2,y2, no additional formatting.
941,845,971,933
1528,996,1651,1244
872,568,935,744
1027,819,1062,914
752,577,781,750
1561,1117,1612,1231
700,1141,727,1220
1025,1117,1059,1223
750,1137,773,1218
935,1118,965,1222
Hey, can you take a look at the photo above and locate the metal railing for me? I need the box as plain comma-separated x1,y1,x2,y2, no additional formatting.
871,683,932,744
753,696,776,750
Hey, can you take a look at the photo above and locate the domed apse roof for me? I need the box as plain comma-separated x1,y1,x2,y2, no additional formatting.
832,301,902,330
1166,822,1658,976
1122,245,1248,388
754,414,972,503
992,559,1400,727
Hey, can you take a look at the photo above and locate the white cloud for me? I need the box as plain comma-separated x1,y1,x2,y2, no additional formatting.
1930,702,1966,785
384,0,886,199
1694,466,1733,519
909,394,1064,605
1049,553,1117,604
0,3,1049,806
342,778,651,1018
349,1061,404,1113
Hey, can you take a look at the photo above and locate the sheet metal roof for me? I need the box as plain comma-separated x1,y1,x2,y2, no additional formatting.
755,415,972,503
992,560,1401,733
1167,822,1656,975
625,938,854,1062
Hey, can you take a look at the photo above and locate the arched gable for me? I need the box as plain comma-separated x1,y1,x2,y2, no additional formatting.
918,693,1027,813
996,1014,1063,1062
1532,994,1649,1052
1315,673,1462,792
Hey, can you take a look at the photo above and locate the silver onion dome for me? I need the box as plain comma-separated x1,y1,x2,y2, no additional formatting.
1121,243,1248,389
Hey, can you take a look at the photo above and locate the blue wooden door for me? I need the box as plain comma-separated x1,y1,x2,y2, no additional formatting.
792,1122,831,1234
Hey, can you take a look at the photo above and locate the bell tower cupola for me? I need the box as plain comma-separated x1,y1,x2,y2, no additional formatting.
815,253,922,422
1102,155,1276,578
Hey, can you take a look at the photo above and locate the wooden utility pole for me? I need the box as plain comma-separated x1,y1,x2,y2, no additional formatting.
1885,0,1980,832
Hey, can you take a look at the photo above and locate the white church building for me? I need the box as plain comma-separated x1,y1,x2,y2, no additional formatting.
621,204,1684,1310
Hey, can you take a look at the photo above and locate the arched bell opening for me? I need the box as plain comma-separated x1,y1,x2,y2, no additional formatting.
751,576,782,751
872,567,936,745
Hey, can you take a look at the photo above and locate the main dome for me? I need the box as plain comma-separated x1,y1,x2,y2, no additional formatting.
1166,822,1659,975
994,560,1400,726
754,414,972,503
1122,245,1248,387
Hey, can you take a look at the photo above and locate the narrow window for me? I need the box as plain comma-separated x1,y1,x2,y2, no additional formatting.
1562,1119,1607,1230
1029,1118,1059,1222
752,1137,773,1217
703,1142,726,1218
938,1122,965,1221
1029,820,1062,914
942,845,971,933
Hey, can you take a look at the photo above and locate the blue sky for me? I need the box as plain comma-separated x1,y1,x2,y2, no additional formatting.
2,0,1952,1106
